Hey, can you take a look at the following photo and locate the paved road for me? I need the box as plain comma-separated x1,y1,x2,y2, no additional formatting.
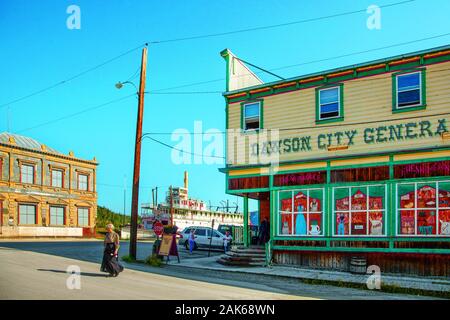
0,246,303,300
0,241,433,300
0,240,221,264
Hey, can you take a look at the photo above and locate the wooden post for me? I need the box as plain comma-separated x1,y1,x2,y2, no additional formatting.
170,185,174,226
129,46,147,260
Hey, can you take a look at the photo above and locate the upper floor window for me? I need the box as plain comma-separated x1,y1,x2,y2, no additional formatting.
316,85,343,122
393,69,426,112
21,164,34,184
51,169,63,188
242,101,262,131
78,173,88,191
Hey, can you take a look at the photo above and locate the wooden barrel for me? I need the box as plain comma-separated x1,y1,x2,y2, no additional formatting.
349,257,367,274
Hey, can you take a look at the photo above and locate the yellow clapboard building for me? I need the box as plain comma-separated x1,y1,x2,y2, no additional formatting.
220,45,450,276
0,133,98,238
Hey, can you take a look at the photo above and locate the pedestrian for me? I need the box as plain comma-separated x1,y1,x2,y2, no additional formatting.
223,230,232,252
188,229,196,254
258,217,270,245
100,223,124,277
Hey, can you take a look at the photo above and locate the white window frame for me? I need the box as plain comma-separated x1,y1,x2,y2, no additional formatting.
50,206,65,226
21,164,34,184
395,180,450,237
395,71,422,109
332,184,387,237
277,188,325,237
77,207,89,227
318,86,341,121
51,169,63,188
78,173,89,191
243,101,261,132
19,204,36,225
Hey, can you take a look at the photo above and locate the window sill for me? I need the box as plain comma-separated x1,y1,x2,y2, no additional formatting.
392,104,427,114
241,129,262,135
315,117,344,125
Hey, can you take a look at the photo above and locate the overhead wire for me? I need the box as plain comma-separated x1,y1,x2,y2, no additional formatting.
0,0,418,107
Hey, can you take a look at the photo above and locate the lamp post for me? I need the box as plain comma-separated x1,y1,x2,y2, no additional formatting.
116,46,148,260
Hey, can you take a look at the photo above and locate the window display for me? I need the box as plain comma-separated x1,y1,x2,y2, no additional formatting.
333,185,386,236
278,188,324,236
397,181,450,236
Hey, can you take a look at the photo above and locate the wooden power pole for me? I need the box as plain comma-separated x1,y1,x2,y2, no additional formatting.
169,185,174,226
129,46,147,260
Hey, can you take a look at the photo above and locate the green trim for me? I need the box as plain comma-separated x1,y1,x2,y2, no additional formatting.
273,245,450,254
240,99,264,132
243,196,249,247
220,49,231,92
223,45,450,102
315,83,344,124
220,145,450,173
392,68,427,113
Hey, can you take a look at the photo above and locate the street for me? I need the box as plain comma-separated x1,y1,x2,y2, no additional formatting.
0,241,435,300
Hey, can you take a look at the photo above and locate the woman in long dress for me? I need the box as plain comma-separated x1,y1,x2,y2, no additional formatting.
100,224,124,277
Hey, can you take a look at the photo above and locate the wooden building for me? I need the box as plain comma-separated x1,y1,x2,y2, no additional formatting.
0,133,98,238
220,45,450,276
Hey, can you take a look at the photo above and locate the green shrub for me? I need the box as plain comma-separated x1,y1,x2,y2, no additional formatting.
121,255,136,263
145,254,163,267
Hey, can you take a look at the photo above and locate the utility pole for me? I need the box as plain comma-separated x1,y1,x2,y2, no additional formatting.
123,175,126,227
129,46,147,260
169,185,174,226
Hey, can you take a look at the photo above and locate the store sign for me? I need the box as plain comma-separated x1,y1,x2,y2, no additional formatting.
274,171,326,186
228,176,269,190
251,118,448,156
394,161,450,179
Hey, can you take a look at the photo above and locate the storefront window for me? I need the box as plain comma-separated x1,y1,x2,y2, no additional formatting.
397,181,450,236
333,185,386,236
278,188,324,236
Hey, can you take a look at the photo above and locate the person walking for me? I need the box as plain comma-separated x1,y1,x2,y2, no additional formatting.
100,223,124,277
188,229,196,254
258,217,270,245
223,230,232,253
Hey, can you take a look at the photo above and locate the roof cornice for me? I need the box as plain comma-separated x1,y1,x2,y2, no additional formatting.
0,142,98,166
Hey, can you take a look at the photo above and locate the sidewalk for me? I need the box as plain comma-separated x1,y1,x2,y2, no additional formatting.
167,255,450,296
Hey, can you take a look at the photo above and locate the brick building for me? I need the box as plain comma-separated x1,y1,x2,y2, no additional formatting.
0,133,98,237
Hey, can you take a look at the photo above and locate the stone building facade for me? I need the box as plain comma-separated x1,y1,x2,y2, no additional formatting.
0,133,98,237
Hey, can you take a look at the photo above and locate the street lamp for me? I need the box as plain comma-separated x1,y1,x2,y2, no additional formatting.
115,46,148,260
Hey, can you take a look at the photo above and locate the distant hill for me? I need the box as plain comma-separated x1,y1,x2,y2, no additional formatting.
96,205,141,231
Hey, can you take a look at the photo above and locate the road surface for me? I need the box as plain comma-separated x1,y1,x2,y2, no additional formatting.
0,246,307,300
0,241,434,300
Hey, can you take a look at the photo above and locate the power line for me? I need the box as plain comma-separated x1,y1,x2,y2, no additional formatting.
15,94,136,133
145,91,222,95
147,32,450,93
14,66,450,135
148,0,415,44
0,0,416,107
142,136,225,159
0,43,147,110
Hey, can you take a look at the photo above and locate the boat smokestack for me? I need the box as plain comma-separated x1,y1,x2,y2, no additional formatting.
184,171,189,191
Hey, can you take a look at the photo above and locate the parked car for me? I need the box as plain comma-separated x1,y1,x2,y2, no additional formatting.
178,226,226,251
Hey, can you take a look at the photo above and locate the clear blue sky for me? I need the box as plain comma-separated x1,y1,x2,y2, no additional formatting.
1,0,449,214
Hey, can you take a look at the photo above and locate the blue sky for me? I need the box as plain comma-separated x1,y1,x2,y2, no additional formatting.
1,0,449,214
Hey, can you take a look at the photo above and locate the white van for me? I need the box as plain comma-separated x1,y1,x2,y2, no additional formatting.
179,226,225,250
